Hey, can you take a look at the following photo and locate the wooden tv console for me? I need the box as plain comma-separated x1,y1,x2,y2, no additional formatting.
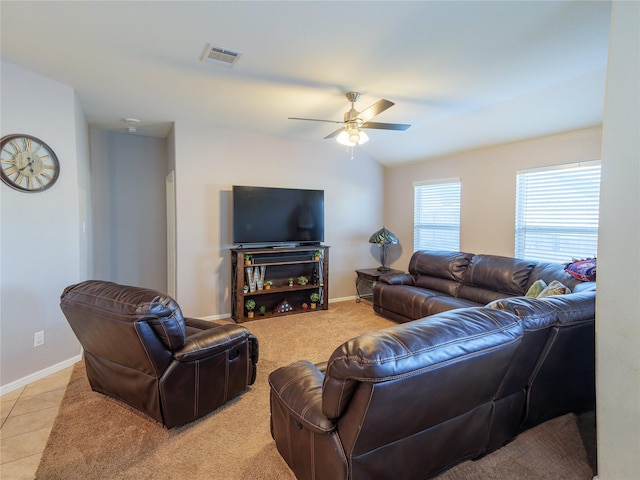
231,245,329,322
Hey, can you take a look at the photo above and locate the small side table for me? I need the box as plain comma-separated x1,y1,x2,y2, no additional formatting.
355,268,404,303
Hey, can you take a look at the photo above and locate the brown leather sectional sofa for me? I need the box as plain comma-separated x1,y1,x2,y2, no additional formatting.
373,250,595,323
268,250,595,479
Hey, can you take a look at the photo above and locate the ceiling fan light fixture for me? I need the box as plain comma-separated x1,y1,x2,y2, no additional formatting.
349,128,360,144
337,130,355,146
291,91,406,149
337,127,369,147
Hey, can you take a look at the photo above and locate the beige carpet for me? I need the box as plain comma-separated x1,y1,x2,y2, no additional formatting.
36,301,595,479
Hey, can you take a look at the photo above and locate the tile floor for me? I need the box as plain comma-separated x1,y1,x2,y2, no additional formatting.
0,365,74,480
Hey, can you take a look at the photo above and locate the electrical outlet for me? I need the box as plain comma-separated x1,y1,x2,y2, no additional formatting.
33,330,45,347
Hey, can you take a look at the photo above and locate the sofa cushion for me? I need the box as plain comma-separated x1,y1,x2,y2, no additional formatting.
409,250,473,282
462,255,536,296
564,258,597,281
421,295,481,315
525,279,547,297
373,284,480,321
414,275,463,297
537,280,571,298
373,285,441,320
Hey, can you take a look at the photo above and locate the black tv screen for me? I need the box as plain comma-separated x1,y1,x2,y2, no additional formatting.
232,185,324,245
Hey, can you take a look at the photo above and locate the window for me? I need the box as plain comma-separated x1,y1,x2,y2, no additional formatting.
515,161,601,263
414,178,461,251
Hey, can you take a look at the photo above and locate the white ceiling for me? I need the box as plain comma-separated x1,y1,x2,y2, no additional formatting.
1,1,611,165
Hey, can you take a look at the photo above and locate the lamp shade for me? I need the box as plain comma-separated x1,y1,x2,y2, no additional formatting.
369,227,398,245
369,227,398,271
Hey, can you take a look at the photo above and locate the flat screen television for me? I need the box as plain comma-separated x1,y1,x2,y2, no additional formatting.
232,185,324,246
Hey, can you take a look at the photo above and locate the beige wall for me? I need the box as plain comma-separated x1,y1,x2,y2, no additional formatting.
172,121,385,318
595,1,640,478
0,61,89,388
383,126,602,269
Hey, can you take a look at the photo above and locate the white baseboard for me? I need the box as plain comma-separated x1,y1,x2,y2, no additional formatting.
330,295,358,303
199,313,231,322
0,354,83,396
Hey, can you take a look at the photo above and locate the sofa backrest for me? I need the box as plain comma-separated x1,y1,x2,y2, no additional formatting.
322,307,523,419
321,307,523,478
60,280,186,375
457,254,537,303
526,261,596,293
488,290,596,429
408,250,473,296
405,251,595,303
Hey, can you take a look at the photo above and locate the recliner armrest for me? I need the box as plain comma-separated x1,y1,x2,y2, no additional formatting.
269,360,336,434
378,273,415,286
174,321,255,362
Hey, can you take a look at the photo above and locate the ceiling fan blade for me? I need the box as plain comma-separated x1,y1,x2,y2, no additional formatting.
324,127,345,139
361,121,411,131
358,99,395,122
288,117,344,125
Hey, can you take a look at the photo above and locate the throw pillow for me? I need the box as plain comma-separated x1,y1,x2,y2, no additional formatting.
526,279,547,297
537,280,571,298
564,257,597,281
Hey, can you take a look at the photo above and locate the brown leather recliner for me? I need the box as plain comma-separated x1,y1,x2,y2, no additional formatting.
60,280,258,428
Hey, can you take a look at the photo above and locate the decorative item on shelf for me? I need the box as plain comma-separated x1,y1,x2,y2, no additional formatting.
246,266,256,292
245,299,256,318
258,306,266,316
369,227,399,272
243,285,249,294
264,280,273,290
244,254,252,266
288,278,294,287
313,250,322,261
254,265,266,290
274,299,294,314
297,276,309,285
302,303,309,311
310,292,320,309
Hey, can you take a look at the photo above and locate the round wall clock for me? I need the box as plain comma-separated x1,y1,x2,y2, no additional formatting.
1,134,60,192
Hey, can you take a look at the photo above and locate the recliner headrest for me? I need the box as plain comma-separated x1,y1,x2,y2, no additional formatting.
61,280,187,351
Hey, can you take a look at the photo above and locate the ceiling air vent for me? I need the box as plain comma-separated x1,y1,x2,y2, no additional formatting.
201,44,241,68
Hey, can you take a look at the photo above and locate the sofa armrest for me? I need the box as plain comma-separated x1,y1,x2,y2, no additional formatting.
174,321,255,362
378,272,415,286
269,360,336,434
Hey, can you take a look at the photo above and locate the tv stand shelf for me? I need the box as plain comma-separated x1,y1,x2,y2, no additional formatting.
231,246,329,323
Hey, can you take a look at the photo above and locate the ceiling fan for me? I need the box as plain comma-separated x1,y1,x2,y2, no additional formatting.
289,92,411,146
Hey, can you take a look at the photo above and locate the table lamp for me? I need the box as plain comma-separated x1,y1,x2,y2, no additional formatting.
369,227,399,271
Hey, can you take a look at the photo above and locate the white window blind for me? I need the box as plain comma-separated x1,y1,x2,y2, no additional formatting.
414,178,461,251
515,161,601,263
